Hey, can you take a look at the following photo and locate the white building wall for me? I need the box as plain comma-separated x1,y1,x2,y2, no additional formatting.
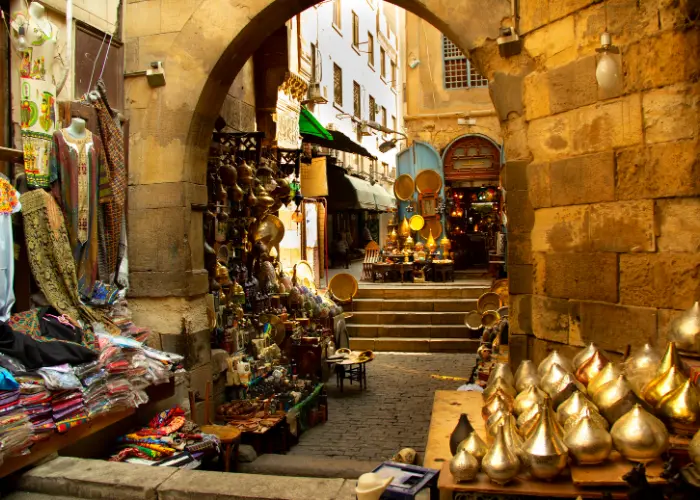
297,0,402,190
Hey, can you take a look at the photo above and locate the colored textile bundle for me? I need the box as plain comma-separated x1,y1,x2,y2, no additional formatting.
0,392,33,456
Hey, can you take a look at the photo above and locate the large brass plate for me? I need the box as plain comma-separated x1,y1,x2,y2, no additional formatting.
419,219,443,240
415,169,443,194
254,215,285,248
409,215,425,231
328,273,358,302
394,174,415,201
294,260,316,291
477,292,502,314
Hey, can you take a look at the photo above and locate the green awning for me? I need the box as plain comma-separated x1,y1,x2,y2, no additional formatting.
299,108,333,140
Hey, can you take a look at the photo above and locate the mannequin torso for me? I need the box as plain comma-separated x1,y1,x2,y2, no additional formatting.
65,118,87,140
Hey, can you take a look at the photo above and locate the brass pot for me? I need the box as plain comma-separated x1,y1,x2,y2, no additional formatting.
520,404,569,480
557,391,599,428
488,362,515,388
588,362,622,401
538,350,574,377
669,302,700,354
514,385,546,417
457,432,489,465
689,429,700,469
610,404,669,463
449,449,479,482
564,407,612,465
657,379,700,426
573,342,599,370
642,365,687,407
515,360,540,393
482,423,520,485
483,394,511,420
483,377,517,402
575,350,609,387
541,364,586,408
594,374,641,424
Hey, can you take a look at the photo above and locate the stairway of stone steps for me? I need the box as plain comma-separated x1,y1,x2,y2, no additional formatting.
347,283,491,353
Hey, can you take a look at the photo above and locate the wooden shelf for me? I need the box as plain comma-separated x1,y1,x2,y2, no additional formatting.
0,147,23,165
0,408,135,479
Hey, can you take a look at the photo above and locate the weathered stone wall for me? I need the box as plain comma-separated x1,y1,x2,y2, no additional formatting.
122,0,699,372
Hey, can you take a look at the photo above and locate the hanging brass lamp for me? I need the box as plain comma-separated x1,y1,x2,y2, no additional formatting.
610,404,669,463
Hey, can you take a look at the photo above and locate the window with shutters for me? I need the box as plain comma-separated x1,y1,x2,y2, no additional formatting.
333,0,342,29
334,64,343,107
380,47,386,78
352,12,359,48
367,33,374,67
390,60,396,87
381,106,387,128
353,81,361,118
442,35,487,89
369,95,376,122
392,115,396,132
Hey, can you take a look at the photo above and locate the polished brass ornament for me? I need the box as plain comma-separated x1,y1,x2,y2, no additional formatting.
689,429,700,469
515,360,541,393
564,407,613,465
643,365,687,408
521,403,569,480
514,385,546,417
668,302,700,354
488,362,515,388
657,379,700,426
588,362,622,401
482,423,521,485
499,414,525,461
484,387,515,411
487,409,509,435
457,432,489,465
563,407,610,433
483,377,517,402
517,402,543,439
540,363,586,408
557,391,599,427
538,350,574,377
575,350,609,387
610,404,669,463
573,342,599,370
450,448,479,482
656,342,684,380
483,393,511,420
593,374,642,424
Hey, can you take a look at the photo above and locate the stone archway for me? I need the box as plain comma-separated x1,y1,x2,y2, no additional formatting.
125,0,700,370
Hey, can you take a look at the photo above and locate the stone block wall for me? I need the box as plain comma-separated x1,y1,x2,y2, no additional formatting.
498,0,700,365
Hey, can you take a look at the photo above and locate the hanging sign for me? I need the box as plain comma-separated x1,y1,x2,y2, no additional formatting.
300,156,328,197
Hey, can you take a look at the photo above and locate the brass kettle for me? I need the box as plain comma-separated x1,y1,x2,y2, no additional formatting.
594,374,642,424
449,449,479,482
557,391,599,428
482,423,520,485
668,302,700,354
515,360,540,393
488,363,515,388
588,362,622,401
514,385,546,417
642,365,687,407
575,350,609,387
573,342,599,370
564,407,612,465
520,404,569,480
610,404,669,463
657,379,700,427
457,432,489,465
538,350,574,377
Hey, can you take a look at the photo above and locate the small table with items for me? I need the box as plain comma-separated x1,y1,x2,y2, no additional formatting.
325,350,374,392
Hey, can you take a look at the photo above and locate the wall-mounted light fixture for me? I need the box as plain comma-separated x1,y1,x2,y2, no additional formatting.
124,61,166,87
595,32,620,91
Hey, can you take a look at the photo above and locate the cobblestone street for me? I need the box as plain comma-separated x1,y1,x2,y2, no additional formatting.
289,353,477,462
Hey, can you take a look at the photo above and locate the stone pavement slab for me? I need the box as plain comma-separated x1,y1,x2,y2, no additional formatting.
239,454,380,479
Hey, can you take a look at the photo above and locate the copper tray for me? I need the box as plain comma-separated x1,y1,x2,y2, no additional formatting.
394,174,415,201
328,272,358,302
415,169,443,194
420,219,443,240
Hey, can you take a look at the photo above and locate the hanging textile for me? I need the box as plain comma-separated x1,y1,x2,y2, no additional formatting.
49,129,112,297
0,177,21,322
19,189,100,331
10,12,60,188
93,81,126,282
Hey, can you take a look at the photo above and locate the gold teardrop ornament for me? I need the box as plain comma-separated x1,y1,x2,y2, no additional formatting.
668,302,700,354
563,407,610,433
457,432,489,465
642,365,687,408
515,360,540,393
588,362,622,401
486,409,509,435
538,350,574,377
482,394,511,420
575,350,609,387
483,377,517,402
594,374,641,424
610,404,669,463
541,364,586,409
557,391,599,428
657,379,700,426
564,407,613,465
656,342,683,379
573,342,599,370
521,404,569,480
482,423,521,485
450,449,479,482
488,362,515,388
514,385,546,417
484,387,515,411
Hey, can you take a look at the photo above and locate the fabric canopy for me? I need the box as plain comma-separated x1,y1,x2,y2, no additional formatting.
345,176,377,210
302,129,377,159
299,108,333,140
370,183,396,211
325,165,395,212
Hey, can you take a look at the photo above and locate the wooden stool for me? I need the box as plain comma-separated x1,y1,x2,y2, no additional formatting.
189,383,241,472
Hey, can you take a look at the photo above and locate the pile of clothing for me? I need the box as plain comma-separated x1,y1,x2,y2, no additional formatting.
15,374,53,440
108,406,220,469
0,368,33,461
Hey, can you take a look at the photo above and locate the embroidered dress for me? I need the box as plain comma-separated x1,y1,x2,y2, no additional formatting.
0,176,21,322
11,12,59,188
49,129,112,298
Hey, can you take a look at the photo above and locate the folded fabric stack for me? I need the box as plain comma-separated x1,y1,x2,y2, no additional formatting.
0,370,33,457
52,390,88,433
98,342,140,411
74,361,110,418
20,389,53,441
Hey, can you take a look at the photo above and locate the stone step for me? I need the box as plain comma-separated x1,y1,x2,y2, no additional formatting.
352,298,477,312
350,337,480,353
356,286,490,300
348,323,472,339
348,311,466,326
239,454,380,479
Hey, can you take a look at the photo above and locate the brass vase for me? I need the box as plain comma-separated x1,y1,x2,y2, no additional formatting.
575,350,609,387
520,404,569,480
482,423,520,485
515,360,540,393
668,302,700,354
483,394,511,420
514,385,546,417
450,449,479,482
564,407,612,465
538,350,574,377
642,365,687,408
594,374,641,424
483,377,517,402
610,404,669,463
557,391,599,427
657,379,700,426
449,414,475,455
488,362,515,388
588,362,622,401
457,432,489,465
573,342,599,370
